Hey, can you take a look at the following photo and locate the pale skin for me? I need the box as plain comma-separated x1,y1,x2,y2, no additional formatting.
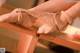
0,0,80,40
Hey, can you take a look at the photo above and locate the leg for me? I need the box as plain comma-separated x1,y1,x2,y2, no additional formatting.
29,0,76,12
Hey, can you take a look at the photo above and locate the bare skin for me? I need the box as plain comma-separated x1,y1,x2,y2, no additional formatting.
29,0,76,12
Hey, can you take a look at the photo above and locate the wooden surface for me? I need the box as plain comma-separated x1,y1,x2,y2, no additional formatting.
17,33,38,53
39,25,80,50
0,22,35,53
0,22,80,53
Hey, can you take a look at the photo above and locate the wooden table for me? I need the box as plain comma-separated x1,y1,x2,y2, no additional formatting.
0,22,80,53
